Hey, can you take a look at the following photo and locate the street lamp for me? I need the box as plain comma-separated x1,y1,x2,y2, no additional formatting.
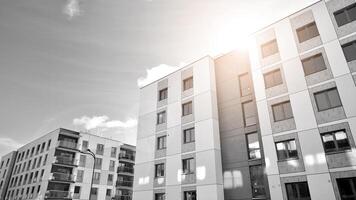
81,148,96,200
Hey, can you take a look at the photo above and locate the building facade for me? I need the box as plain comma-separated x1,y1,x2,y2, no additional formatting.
134,0,356,199
0,128,136,200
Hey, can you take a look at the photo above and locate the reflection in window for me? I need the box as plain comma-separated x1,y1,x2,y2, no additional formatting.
246,133,261,160
321,129,350,153
275,140,298,161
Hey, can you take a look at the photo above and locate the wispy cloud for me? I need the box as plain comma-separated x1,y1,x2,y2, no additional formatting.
137,64,184,87
0,138,22,149
73,115,137,130
63,0,82,19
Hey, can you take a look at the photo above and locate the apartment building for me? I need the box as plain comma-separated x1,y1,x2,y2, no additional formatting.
134,0,356,199
0,128,136,200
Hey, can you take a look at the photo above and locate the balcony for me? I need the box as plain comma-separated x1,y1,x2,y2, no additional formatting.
49,172,75,183
54,156,77,166
45,190,72,199
57,140,78,150
116,180,133,187
117,166,134,175
113,196,132,200
119,153,135,162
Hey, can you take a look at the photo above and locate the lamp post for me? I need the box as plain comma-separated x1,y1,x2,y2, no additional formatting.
81,148,96,200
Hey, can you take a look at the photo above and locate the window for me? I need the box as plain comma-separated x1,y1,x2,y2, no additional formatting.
275,140,298,160
296,22,319,43
182,158,195,174
239,73,252,96
285,182,311,200
183,128,195,144
30,147,34,157
261,39,279,58
94,158,102,169
37,157,42,168
334,3,356,27
272,101,293,122
157,111,166,124
27,160,31,171
109,160,115,171
43,154,47,166
36,144,40,155
32,158,37,169
40,143,45,153
79,155,86,167
301,53,327,76
90,188,98,199
74,186,81,194
110,147,117,157
96,144,104,155
342,40,356,62
93,172,100,184
157,136,167,150
107,174,113,184
182,101,193,116
336,177,356,200
47,140,51,151
264,69,283,89
242,101,257,127
246,133,261,160
82,140,88,151
77,170,84,182
155,193,166,200
26,150,29,159
250,165,266,198
159,88,168,101
314,88,342,111
40,169,44,181
183,77,193,91
321,129,351,153
155,163,165,178
106,189,111,197
183,191,196,200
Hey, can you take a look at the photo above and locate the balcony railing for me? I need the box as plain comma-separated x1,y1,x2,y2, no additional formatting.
57,140,78,150
117,166,134,174
116,180,133,187
50,172,75,182
113,195,132,200
45,190,72,199
54,156,77,166
119,153,135,161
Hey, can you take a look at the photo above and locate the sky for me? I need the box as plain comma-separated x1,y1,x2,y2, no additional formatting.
0,0,317,156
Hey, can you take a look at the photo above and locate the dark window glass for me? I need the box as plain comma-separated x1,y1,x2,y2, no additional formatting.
182,101,193,116
74,186,81,194
82,140,88,151
301,53,327,76
336,177,356,200
159,88,168,101
182,158,195,174
157,136,167,150
296,22,319,43
272,101,293,122
314,88,342,111
96,144,104,155
94,158,102,169
286,182,311,200
183,128,195,144
157,111,166,124
275,140,298,160
250,165,266,198
110,147,117,157
261,39,279,58
247,133,261,160
155,193,166,200
183,77,193,91
342,41,356,62
239,73,251,96
334,3,356,26
155,163,165,177
106,189,111,196
321,129,351,153
183,191,196,200
264,69,283,89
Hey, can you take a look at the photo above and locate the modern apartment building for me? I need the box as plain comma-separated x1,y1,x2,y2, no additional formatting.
134,0,356,199
0,128,136,200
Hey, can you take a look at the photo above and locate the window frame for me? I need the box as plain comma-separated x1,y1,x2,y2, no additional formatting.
275,139,298,161
301,53,327,76
182,101,193,116
341,40,356,62
296,22,320,43
155,163,165,178
183,191,197,200
158,88,168,101
238,73,251,97
183,77,193,91
285,181,311,200
334,3,356,27
246,132,261,160
157,111,166,125
261,39,279,58
321,129,351,154
314,87,342,112
336,177,356,200
157,136,167,150
263,69,283,89
183,128,195,144
182,158,195,174
271,101,293,122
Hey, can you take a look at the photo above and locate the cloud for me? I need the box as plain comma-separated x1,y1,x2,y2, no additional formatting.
0,138,22,149
137,64,182,87
73,115,137,130
63,0,82,19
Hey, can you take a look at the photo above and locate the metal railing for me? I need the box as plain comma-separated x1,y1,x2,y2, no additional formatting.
50,172,74,182
119,153,135,161
57,140,78,150
117,166,134,174
45,190,72,198
54,156,77,166
113,195,132,200
116,180,133,187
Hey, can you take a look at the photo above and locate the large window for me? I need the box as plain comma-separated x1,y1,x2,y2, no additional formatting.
94,158,102,169
183,128,195,144
334,3,356,27
157,136,167,150
183,77,193,91
275,140,298,161
93,172,101,184
264,69,283,89
182,158,195,174
242,101,257,127
155,163,165,178
76,170,84,182
239,73,251,96
321,129,351,153
183,191,196,200
182,101,193,116
246,133,261,160
261,39,279,58
314,88,342,111
157,111,166,124
286,182,311,200
272,101,293,122
301,53,327,76
296,22,319,43
342,40,356,62
79,155,86,167
159,88,168,101
110,147,117,157
250,165,266,198
74,186,81,195
96,144,104,155
155,193,166,200
336,177,356,200
90,188,98,200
